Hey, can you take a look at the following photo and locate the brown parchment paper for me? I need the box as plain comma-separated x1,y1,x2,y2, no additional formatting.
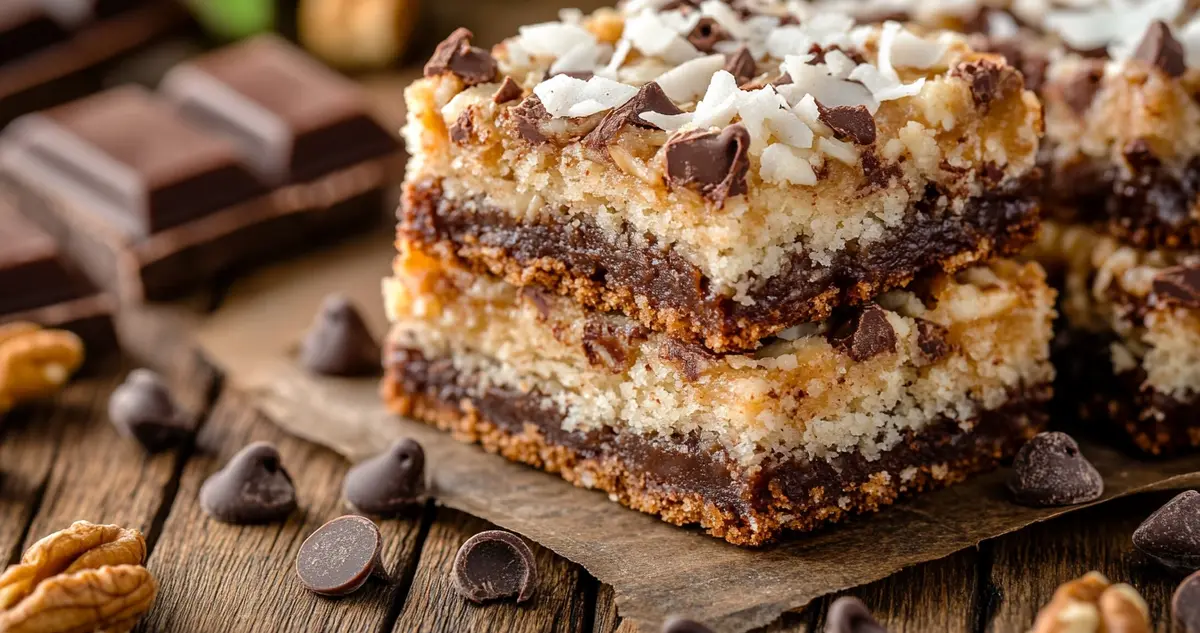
193,231,1200,633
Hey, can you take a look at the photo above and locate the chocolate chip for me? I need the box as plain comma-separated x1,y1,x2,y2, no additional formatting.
449,110,474,144
343,438,426,516
452,530,537,604
915,320,951,362
686,17,726,53
424,27,498,87
861,152,898,188
725,46,757,86
1133,490,1200,571
1056,60,1105,115
1152,264,1200,309
1007,432,1104,507
199,442,297,524
299,294,380,377
660,338,719,382
108,369,191,452
1133,20,1186,78
1175,571,1200,632
582,318,650,373
828,304,896,362
493,76,523,104
584,82,682,149
951,58,1021,109
771,72,793,86
511,95,550,144
662,617,714,633
296,515,389,597
826,596,887,633
664,124,750,208
816,102,876,145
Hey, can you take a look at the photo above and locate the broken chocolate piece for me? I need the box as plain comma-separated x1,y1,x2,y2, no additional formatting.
659,338,719,382
423,27,498,87
108,369,192,452
1007,432,1104,507
1132,490,1200,571
951,58,1020,109
1057,61,1105,115
916,320,951,362
826,596,887,633
584,82,682,148
861,152,898,188
828,304,896,362
662,618,714,633
452,530,537,603
581,318,650,373
725,46,757,86
199,441,297,524
1175,571,1200,632
1133,20,1186,78
1152,264,1200,309
510,95,550,144
449,110,474,144
493,76,523,104
343,438,426,516
296,515,389,596
664,124,751,208
816,102,876,146
299,294,380,377
686,17,726,53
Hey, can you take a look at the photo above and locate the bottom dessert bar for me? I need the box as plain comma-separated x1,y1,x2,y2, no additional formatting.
1038,223,1200,455
382,243,1056,545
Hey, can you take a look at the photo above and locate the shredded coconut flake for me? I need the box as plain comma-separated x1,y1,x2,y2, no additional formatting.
550,40,612,75
533,74,640,118
888,28,948,69
639,111,694,130
818,136,859,164
596,39,633,79
761,143,818,185
518,21,599,57
624,9,704,64
655,53,727,102
690,70,742,129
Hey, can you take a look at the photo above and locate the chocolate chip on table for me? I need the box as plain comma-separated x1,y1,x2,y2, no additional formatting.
662,617,714,633
108,369,191,452
827,304,897,362
1007,432,1104,507
826,596,888,633
816,101,876,145
1152,264,1200,309
343,438,426,516
664,123,751,208
1175,571,1200,632
300,294,380,377
199,442,297,524
725,46,757,86
296,515,389,597
1132,490,1200,571
452,530,537,604
1132,20,1186,78
423,27,498,86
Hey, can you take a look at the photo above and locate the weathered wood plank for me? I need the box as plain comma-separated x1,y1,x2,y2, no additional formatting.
393,507,590,633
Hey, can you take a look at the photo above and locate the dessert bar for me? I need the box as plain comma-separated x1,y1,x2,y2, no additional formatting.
383,244,1056,545
1,36,400,300
402,8,1044,353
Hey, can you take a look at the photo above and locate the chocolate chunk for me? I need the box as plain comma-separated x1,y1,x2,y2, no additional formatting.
1133,20,1186,78
584,82,682,148
1175,571,1200,632
1057,60,1105,115
660,338,719,382
108,369,192,452
664,124,751,208
299,294,380,377
199,442,297,524
582,318,650,373
984,39,1048,93
449,110,474,144
828,304,897,362
826,596,887,633
452,530,537,603
1152,264,1200,309
915,320,951,362
861,152,899,188
816,102,876,145
1132,490,1200,571
424,27,498,87
724,46,757,86
493,76,523,104
662,617,714,633
296,515,389,597
951,58,1020,109
510,95,550,144
343,438,426,516
686,17,726,53
1007,432,1104,507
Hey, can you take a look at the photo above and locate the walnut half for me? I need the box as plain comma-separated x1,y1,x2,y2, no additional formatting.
1030,571,1151,633
0,322,84,414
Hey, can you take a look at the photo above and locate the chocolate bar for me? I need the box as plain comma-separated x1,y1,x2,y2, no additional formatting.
1,37,401,300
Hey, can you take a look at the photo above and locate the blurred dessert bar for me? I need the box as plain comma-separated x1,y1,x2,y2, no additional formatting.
0,35,400,300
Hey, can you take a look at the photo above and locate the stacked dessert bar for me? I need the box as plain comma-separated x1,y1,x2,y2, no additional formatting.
385,1,1057,544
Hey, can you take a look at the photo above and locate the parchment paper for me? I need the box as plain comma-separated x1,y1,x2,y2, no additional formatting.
193,231,1200,633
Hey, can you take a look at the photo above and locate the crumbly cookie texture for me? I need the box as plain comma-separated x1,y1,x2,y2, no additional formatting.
385,240,1056,465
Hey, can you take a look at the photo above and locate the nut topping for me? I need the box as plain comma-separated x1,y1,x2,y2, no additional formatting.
0,323,84,414
1031,572,1150,633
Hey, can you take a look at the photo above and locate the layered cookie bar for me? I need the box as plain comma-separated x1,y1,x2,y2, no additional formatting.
402,5,1043,353
383,243,1056,545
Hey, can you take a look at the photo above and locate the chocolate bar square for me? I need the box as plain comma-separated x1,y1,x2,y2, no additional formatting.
0,2,75,65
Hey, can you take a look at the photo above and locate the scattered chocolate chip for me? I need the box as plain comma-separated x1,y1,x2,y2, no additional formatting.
771,72,793,86
299,294,380,377
827,304,897,362
493,76,523,104
1056,60,1105,115
1175,571,1200,632
915,320,951,362
1007,432,1104,507
199,441,297,524
449,110,474,144
951,58,1021,109
584,82,682,148
424,27,499,87
816,102,876,145
582,318,650,373
1152,264,1200,309
861,152,899,188
981,38,1048,93
662,617,714,633
826,596,887,633
108,369,191,452
452,530,537,604
660,338,719,382
725,46,757,86
343,438,426,516
1132,490,1200,571
981,161,1005,185
686,17,726,53
296,515,389,597
1133,20,1186,78
664,123,751,208
510,95,550,144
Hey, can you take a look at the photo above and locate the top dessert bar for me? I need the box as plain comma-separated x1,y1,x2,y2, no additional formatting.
401,2,1044,353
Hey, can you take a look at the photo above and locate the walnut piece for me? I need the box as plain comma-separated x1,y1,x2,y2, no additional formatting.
1031,572,1151,633
0,323,84,413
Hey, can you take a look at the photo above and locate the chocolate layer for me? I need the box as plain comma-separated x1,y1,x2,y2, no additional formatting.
384,347,1049,546
401,176,1041,353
